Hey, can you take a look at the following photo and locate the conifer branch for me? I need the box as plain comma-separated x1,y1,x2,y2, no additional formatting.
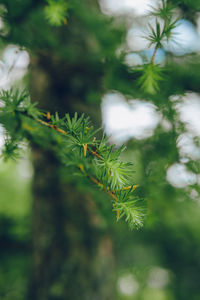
0,90,145,229
36,115,102,159
137,0,179,94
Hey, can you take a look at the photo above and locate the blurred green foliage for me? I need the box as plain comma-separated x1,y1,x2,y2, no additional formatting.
0,0,200,299
0,159,32,299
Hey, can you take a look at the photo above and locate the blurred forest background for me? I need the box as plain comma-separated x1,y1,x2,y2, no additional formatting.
1,0,200,299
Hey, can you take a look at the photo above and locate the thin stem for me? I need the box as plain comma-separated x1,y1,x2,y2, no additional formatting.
89,176,120,218
36,118,68,135
27,112,136,219
36,115,119,202
79,164,118,201
79,164,119,218
151,46,158,64
35,115,102,159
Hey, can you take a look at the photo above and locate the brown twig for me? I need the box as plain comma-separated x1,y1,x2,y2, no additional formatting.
35,116,102,159
151,47,158,64
36,118,68,135
88,149,101,159
79,164,119,216
83,167,118,201
35,115,136,220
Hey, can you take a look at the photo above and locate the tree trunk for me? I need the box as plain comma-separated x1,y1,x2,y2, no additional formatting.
27,53,114,300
